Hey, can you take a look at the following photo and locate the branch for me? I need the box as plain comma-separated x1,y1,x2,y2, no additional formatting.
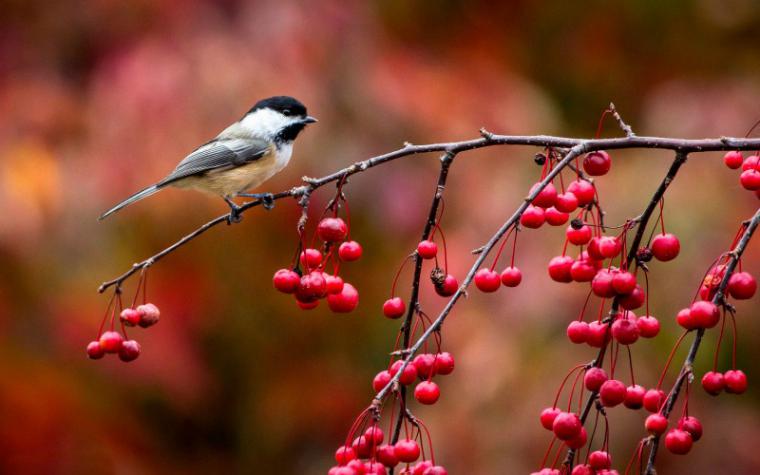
563,151,689,468
390,152,455,451
98,133,760,293
644,207,760,474
609,102,636,138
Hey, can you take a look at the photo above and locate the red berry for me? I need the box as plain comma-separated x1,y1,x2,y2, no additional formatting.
474,268,501,292
567,179,595,206
645,414,668,435
86,341,105,359
435,274,458,297
364,426,384,445
741,169,760,190
637,315,660,338
335,445,356,464
136,303,160,328
412,353,436,379
545,207,568,226
599,379,627,407
690,300,719,329
567,224,592,245
500,266,522,287
612,271,637,295
643,388,666,413
411,461,433,475
619,285,645,311
295,271,327,302
352,435,372,458
383,297,406,319
390,360,418,385
572,465,593,475
99,331,123,353
724,151,743,169
365,462,386,474
338,241,363,261
373,370,392,392
584,367,608,392
376,444,399,467
588,450,612,470
651,233,680,261
566,426,588,450
586,321,610,348
120,308,141,327
317,217,348,242
624,384,646,409
118,339,141,362
327,283,359,313
273,269,301,294
414,381,441,405
299,248,323,268
701,371,724,396
676,307,696,330
433,352,455,375
724,369,748,394
323,275,344,295
552,412,581,440
597,236,622,259
678,416,703,442
728,271,757,299
664,429,693,455
548,255,574,283
555,192,579,213
394,439,421,463
531,182,558,208
583,151,611,176
520,205,546,228
592,268,617,298
417,240,438,259
567,320,589,344
540,407,561,430
742,155,759,170
612,317,640,345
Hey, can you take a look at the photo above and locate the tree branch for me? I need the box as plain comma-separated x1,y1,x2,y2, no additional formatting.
98,133,760,293
644,207,760,474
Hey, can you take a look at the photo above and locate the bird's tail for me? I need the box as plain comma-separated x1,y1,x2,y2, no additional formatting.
99,184,162,220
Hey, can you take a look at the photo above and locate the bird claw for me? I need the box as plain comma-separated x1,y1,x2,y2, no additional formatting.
261,193,275,210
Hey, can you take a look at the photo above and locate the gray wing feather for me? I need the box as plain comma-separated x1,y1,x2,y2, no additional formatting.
158,137,270,186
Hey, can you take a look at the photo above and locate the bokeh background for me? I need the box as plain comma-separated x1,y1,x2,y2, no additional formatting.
2,0,760,473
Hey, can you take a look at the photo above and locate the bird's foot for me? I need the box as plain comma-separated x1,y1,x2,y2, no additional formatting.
224,198,243,224
238,192,275,210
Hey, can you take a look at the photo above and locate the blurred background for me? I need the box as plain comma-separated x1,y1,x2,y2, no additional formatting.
2,0,760,473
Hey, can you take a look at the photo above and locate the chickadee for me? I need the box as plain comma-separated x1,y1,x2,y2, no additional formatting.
99,96,316,221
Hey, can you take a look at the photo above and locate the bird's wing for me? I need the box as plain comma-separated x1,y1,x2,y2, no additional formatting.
158,137,271,186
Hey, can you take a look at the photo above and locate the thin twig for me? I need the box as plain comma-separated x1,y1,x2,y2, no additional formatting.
609,102,636,138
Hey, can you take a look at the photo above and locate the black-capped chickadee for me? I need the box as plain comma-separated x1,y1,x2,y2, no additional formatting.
99,96,316,221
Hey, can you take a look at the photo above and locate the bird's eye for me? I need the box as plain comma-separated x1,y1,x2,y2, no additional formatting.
282,109,291,116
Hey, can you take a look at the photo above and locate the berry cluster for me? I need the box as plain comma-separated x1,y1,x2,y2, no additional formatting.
329,413,448,474
273,184,363,312
87,272,160,363
724,150,760,197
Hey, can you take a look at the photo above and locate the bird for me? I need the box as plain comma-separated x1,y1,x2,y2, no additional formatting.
99,96,316,222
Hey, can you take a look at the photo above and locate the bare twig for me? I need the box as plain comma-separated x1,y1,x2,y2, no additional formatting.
609,102,636,138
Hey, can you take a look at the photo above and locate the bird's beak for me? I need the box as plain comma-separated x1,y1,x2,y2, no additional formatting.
302,116,318,124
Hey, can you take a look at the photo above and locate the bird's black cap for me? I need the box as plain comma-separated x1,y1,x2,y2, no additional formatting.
248,96,307,117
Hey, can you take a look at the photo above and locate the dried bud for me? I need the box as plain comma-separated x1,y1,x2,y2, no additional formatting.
637,247,653,263
534,153,547,165
570,218,584,230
